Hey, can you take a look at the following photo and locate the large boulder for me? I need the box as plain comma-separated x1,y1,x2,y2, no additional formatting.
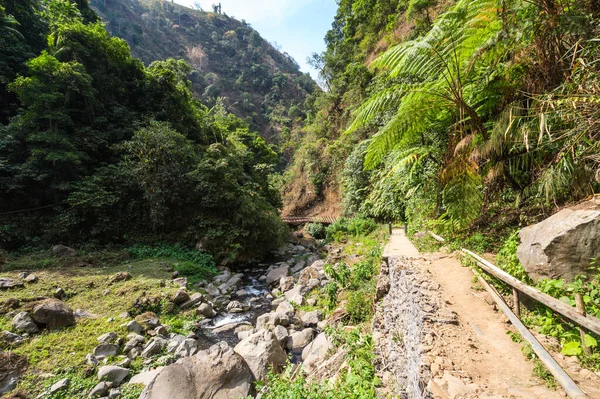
266,266,289,286
139,341,254,399
517,202,600,281
52,245,77,257
234,330,287,381
31,299,75,330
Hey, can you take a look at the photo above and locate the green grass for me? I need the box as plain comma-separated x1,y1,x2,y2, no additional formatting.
0,248,213,397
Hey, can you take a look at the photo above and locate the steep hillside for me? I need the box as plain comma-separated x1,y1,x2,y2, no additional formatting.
89,0,317,141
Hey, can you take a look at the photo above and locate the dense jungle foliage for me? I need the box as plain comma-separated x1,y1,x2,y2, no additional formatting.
89,0,318,144
284,0,600,238
0,0,289,260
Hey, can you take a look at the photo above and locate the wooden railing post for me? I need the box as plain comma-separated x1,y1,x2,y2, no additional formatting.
512,288,520,318
575,293,592,355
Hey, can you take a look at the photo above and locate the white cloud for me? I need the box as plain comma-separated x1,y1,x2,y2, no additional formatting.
176,0,313,26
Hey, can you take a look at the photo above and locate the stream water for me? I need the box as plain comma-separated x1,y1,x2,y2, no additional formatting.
195,265,275,349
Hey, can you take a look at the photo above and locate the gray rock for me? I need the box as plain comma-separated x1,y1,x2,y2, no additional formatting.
12,312,40,334
54,288,66,299
310,260,325,271
97,332,118,343
518,205,600,281
31,299,75,330
166,335,186,354
180,293,203,310
306,298,317,306
291,260,307,274
0,278,23,290
235,289,247,297
1,330,23,344
279,276,295,292
126,320,143,334
128,368,164,386
301,310,322,327
205,283,220,297
123,334,145,353
305,278,320,292
284,285,305,305
139,341,253,399
86,353,99,366
301,332,332,374
108,387,121,398
93,343,119,359
219,275,242,293
24,274,38,283
89,381,112,397
98,366,130,384
227,300,247,313
172,290,189,304
298,266,320,285
141,337,167,358
52,245,77,257
273,325,288,347
255,312,284,331
275,301,294,317
49,378,70,394
174,338,198,358
172,277,188,288
266,266,289,286
154,325,168,336
197,302,215,318
234,330,287,381
0,372,18,395
286,328,314,352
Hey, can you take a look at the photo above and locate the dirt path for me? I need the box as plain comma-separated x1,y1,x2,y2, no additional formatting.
374,229,600,399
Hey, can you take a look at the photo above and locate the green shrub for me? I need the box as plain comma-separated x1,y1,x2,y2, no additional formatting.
324,281,339,310
127,244,216,283
325,217,378,242
496,232,533,284
351,260,376,286
306,222,326,239
346,290,373,323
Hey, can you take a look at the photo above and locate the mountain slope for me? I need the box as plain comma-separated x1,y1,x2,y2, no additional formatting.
90,0,317,141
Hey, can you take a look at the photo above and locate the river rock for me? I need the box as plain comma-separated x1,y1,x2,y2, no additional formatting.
94,343,119,359
227,301,247,313
291,260,307,274
12,312,40,334
279,276,295,292
48,378,69,394
126,320,143,334
139,341,254,399
286,328,314,352
52,245,77,257
301,332,332,374
89,381,112,397
205,283,220,297
166,335,186,353
284,285,305,305
174,338,198,358
275,301,294,317
135,312,160,330
197,303,215,317
180,293,203,310
23,274,38,284
98,332,118,343
141,337,167,358
273,325,288,347
31,299,75,330
129,368,164,386
517,203,600,281
0,278,23,290
301,310,322,327
255,312,283,331
172,290,190,304
297,266,320,285
219,275,242,293
98,366,130,384
234,330,287,381
266,266,289,286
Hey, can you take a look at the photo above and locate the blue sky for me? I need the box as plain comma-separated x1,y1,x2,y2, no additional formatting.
174,0,338,78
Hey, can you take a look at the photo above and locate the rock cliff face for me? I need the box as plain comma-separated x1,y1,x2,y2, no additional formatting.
517,199,600,281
